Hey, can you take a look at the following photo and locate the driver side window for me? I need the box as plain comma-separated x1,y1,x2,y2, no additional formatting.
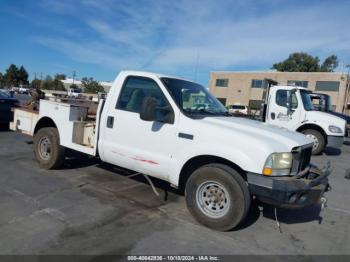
276,90,298,109
116,76,170,113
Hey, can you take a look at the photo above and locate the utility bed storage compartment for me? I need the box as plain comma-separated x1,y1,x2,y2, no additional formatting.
69,106,88,121
10,108,39,135
72,121,96,148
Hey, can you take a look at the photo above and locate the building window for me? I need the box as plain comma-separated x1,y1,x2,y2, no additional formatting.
216,98,227,106
287,80,308,88
215,79,228,87
315,81,340,92
251,79,263,88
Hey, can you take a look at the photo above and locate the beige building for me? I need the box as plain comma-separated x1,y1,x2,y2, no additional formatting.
209,71,350,113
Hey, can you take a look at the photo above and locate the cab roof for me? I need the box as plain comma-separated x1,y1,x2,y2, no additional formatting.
270,85,308,91
119,70,194,83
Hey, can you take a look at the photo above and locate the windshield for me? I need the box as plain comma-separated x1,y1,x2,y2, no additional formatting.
300,90,314,111
161,77,229,117
0,90,10,98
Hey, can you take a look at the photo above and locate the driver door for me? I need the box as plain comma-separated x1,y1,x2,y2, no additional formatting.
101,76,178,181
266,89,301,130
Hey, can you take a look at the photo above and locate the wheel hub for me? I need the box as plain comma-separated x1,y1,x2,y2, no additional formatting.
305,134,319,150
196,181,230,218
38,136,52,161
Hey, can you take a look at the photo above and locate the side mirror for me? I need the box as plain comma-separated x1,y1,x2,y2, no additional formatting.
139,97,175,124
286,89,296,115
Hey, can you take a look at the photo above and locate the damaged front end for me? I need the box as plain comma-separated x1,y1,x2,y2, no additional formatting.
247,159,331,209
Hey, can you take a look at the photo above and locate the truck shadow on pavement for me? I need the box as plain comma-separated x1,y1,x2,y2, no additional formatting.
261,204,323,224
61,150,102,169
323,147,342,156
59,152,324,230
234,202,323,231
0,124,10,132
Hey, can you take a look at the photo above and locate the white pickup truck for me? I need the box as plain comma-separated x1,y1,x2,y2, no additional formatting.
11,71,331,231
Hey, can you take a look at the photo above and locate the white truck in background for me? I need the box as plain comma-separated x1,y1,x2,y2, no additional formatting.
68,88,82,98
253,83,346,155
10,71,331,231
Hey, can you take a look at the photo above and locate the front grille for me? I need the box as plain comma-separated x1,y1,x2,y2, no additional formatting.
291,145,313,175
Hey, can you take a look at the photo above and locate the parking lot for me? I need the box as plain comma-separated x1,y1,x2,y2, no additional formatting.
0,128,349,255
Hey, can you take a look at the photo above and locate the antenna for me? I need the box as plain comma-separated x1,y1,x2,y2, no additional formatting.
194,51,199,82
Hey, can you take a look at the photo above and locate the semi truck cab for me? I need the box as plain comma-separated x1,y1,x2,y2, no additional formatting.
264,85,346,154
309,93,350,137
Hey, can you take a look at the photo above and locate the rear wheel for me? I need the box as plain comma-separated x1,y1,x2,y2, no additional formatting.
302,129,325,155
185,164,250,231
33,127,65,169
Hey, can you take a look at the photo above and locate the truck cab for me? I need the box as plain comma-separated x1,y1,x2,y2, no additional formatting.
265,85,346,154
309,93,350,137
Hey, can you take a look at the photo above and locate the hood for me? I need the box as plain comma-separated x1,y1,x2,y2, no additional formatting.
200,116,312,152
306,110,347,127
327,111,350,124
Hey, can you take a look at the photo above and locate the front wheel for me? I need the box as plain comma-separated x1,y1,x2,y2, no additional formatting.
185,164,250,231
33,127,65,169
302,129,325,155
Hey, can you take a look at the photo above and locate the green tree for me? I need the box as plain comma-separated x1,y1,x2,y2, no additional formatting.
41,75,53,90
0,73,4,87
30,79,42,89
3,64,29,86
55,74,66,80
4,64,19,87
52,74,66,90
40,74,66,91
272,53,339,72
17,66,29,85
81,77,104,93
70,83,79,90
320,55,338,72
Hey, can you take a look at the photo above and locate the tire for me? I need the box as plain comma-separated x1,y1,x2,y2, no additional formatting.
33,127,65,169
301,129,325,155
185,163,251,231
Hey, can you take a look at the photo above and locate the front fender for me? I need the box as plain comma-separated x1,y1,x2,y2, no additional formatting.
170,142,268,186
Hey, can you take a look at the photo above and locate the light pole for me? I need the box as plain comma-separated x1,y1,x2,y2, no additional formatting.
344,64,350,114
72,70,76,86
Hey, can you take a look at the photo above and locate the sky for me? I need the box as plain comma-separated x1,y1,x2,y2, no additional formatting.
1,0,350,86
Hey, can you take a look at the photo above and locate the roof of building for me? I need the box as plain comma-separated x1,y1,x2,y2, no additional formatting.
60,78,113,87
210,70,345,75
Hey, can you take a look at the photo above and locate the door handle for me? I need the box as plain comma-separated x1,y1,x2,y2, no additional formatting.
107,116,114,128
271,112,275,120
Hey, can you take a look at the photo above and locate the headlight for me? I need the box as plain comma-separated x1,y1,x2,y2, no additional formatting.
328,125,342,134
263,152,292,176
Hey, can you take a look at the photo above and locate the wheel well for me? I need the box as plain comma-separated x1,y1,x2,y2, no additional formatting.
296,124,327,143
178,155,247,192
34,117,57,134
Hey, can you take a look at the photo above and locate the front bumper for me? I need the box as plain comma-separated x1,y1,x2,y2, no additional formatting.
247,162,331,208
327,135,344,148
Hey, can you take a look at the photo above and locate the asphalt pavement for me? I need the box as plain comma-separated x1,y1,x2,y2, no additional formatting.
0,129,349,255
